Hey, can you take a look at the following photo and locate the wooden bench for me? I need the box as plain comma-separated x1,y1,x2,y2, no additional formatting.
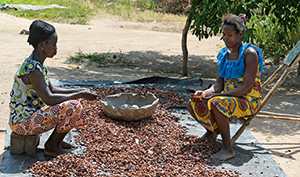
231,41,300,144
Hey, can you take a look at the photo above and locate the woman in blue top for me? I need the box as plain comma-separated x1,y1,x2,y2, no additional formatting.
187,14,264,161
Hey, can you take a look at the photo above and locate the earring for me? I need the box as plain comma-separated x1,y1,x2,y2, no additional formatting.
41,48,43,51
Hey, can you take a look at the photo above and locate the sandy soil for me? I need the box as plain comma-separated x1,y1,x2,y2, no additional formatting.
0,12,299,176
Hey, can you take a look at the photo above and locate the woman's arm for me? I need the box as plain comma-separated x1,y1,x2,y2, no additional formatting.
211,72,225,93
191,72,224,101
215,48,258,97
27,70,97,105
48,80,83,94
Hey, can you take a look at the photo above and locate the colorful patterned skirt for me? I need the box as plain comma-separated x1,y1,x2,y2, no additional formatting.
9,99,88,135
190,77,262,132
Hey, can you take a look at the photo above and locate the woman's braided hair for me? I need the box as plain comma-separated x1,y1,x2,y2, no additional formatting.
27,20,55,48
222,13,246,34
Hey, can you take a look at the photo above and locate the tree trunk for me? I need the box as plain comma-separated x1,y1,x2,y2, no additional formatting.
181,15,192,76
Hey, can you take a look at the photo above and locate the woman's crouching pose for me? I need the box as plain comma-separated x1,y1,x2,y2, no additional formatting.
9,20,97,157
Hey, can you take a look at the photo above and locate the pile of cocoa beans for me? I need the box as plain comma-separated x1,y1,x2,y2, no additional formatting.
28,86,239,176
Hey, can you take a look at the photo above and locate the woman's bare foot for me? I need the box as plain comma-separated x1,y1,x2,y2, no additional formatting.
201,131,218,140
61,141,76,149
211,147,235,161
44,146,70,157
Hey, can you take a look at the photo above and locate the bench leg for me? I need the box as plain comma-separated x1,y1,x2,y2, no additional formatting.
10,132,24,154
10,132,40,156
24,134,40,156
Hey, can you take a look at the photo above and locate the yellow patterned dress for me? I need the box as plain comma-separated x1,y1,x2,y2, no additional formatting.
190,43,264,132
9,55,88,135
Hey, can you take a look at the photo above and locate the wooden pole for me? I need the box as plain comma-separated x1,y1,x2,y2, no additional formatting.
258,111,300,118
255,115,300,122
231,118,253,145
259,53,300,113
261,64,286,91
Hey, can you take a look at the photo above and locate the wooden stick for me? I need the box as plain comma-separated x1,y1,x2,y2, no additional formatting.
259,53,300,112
237,117,247,124
258,111,300,118
255,115,300,122
231,118,253,145
261,64,286,91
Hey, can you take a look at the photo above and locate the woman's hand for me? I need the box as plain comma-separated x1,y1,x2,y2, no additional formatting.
190,90,211,102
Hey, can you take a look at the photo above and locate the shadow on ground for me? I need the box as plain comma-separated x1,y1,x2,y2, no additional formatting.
47,51,217,80
47,50,300,137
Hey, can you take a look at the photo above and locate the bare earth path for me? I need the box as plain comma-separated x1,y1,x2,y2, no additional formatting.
0,12,299,176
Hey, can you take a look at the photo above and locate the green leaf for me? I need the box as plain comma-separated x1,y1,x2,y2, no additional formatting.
275,33,281,41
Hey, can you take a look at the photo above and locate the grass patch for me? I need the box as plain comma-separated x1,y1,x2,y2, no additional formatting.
93,0,186,24
1,0,96,24
69,50,109,67
69,50,134,68
1,0,187,25
116,49,133,68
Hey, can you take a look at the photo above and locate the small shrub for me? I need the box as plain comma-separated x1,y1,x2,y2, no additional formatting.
249,14,300,64
114,49,134,68
159,0,191,15
69,50,109,67
69,49,134,68
136,0,161,11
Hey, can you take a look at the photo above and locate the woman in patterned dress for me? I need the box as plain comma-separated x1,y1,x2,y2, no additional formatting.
9,20,97,157
187,14,264,161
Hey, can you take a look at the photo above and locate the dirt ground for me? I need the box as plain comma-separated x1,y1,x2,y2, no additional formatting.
0,12,299,176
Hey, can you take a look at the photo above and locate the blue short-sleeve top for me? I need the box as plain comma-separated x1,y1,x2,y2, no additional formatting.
217,43,264,79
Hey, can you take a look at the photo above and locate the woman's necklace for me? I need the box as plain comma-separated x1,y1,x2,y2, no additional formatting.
227,49,239,55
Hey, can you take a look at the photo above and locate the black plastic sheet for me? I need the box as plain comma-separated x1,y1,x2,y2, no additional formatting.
0,78,287,177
